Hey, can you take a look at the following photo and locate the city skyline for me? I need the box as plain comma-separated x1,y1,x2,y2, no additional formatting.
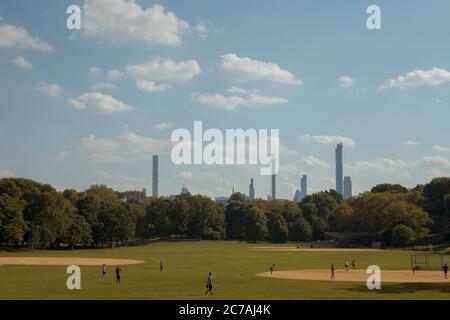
1,1,450,199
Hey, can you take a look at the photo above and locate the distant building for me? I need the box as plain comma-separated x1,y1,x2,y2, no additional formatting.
249,178,255,200
271,174,276,200
300,175,307,199
293,189,302,202
181,185,189,194
344,176,352,199
215,197,229,206
335,143,343,195
152,155,159,198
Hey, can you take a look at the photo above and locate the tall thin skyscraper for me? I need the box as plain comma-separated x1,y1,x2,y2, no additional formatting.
271,174,276,200
300,175,307,199
335,143,343,195
249,178,255,200
344,176,352,199
152,155,158,198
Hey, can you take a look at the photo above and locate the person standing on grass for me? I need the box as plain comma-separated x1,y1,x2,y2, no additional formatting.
269,264,275,275
160,261,164,272
205,272,213,295
443,263,448,280
345,258,349,272
101,264,106,277
115,266,121,284
351,258,356,270
331,264,335,280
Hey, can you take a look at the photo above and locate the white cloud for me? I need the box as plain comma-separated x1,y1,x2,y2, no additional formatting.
177,170,193,181
36,82,63,97
10,56,33,69
0,170,15,178
55,150,70,161
96,171,143,191
81,0,204,46
415,155,450,167
380,67,450,90
153,122,174,130
89,67,102,77
92,82,117,90
192,86,288,111
81,135,124,163
338,75,355,88
126,57,201,82
107,70,124,81
136,79,171,93
217,53,302,85
0,22,54,51
301,134,356,147
347,159,408,172
68,92,133,114
121,128,169,155
433,145,448,152
298,156,330,169
401,140,420,146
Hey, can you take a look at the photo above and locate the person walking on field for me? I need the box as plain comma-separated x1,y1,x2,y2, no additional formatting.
101,264,106,277
269,264,275,275
115,266,121,284
443,263,448,280
205,272,213,295
331,264,335,280
160,261,164,272
345,258,349,272
351,258,356,270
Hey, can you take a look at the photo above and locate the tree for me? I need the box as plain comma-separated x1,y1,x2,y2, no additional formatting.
289,217,313,241
423,177,450,239
64,215,92,250
371,183,408,194
244,206,267,242
0,194,28,247
270,215,289,243
392,224,415,247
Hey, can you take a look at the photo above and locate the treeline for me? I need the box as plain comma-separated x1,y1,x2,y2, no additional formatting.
1,177,450,249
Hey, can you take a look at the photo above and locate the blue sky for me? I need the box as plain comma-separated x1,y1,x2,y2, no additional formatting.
1,0,450,199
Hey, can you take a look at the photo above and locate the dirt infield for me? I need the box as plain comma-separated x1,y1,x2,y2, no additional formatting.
257,269,449,283
251,246,382,252
0,257,145,266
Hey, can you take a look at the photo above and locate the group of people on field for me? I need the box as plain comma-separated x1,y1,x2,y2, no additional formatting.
99,261,215,295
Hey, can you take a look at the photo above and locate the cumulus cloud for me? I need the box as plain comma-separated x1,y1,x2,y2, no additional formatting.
92,82,117,90
36,82,63,97
0,21,54,51
107,70,124,81
96,171,144,191
81,129,170,163
433,145,448,152
401,140,420,146
81,0,205,46
415,155,450,167
68,92,133,114
217,53,302,85
298,156,330,169
89,67,102,77
338,75,355,88
380,67,450,90
10,56,33,69
347,159,407,172
153,122,174,130
136,79,171,93
301,134,355,147
192,86,288,111
177,170,194,181
126,57,201,82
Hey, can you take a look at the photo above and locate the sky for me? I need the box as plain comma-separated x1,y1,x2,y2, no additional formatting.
1,0,450,199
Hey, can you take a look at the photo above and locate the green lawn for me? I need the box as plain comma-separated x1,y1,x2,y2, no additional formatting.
0,241,449,299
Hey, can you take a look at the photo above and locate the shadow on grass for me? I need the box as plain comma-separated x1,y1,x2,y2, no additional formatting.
344,282,450,295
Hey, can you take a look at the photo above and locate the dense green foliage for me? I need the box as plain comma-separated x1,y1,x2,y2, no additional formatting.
1,177,450,249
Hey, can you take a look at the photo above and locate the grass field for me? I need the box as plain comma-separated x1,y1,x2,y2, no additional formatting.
0,241,449,300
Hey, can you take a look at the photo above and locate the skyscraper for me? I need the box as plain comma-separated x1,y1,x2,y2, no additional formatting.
152,155,158,198
335,143,343,195
271,173,276,200
344,176,352,199
249,178,255,200
300,175,307,200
